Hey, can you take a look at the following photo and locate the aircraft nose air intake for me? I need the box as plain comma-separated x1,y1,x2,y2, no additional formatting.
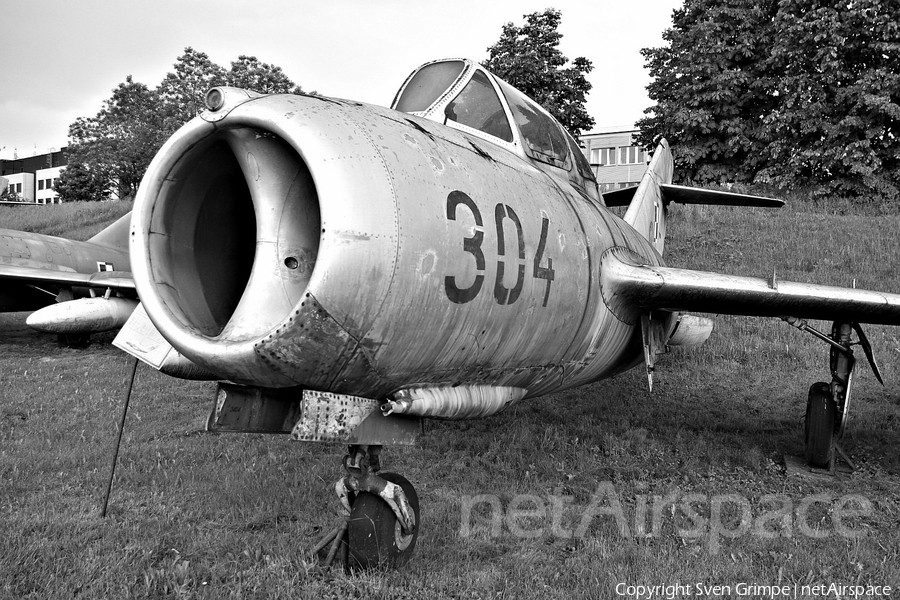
133,113,321,383
214,127,320,341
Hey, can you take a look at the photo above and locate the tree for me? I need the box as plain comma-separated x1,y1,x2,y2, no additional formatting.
54,161,110,202
156,49,304,128
759,0,900,199
157,47,227,130
637,0,777,184
639,0,900,200
64,48,307,201
66,76,169,199
1,184,21,202
483,9,594,139
227,55,304,95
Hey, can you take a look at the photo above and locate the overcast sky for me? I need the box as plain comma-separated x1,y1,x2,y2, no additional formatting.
0,0,681,160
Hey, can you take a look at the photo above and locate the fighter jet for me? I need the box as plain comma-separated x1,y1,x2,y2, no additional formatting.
0,212,137,342
114,58,900,569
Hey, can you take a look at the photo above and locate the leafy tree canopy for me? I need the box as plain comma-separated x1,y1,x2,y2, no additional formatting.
227,55,303,95
483,8,595,139
157,47,227,129
54,161,111,202
65,75,168,199
1,183,22,202
638,0,900,201
64,47,306,200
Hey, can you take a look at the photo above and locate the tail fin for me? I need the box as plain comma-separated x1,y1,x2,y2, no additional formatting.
87,211,131,251
602,139,783,257
621,139,674,256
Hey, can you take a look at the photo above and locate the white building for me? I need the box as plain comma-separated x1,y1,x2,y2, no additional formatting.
4,172,35,202
579,126,649,193
35,166,64,204
1,148,67,203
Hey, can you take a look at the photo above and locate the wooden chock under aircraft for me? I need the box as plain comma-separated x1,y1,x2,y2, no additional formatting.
113,58,900,569
0,212,137,344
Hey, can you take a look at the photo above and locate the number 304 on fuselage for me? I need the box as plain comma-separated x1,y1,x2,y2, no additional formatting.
436,182,661,398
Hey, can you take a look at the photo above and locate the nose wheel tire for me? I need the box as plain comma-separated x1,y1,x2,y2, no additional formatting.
348,472,420,570
805,382,836,468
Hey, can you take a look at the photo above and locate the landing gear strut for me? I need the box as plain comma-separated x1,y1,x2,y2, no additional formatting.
784,318,883,469
313,444,420,570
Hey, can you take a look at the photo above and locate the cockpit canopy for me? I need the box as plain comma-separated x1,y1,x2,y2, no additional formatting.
392,59,599,203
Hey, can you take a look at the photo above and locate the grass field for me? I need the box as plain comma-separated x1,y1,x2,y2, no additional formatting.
1,199,898,599
0,201,133,241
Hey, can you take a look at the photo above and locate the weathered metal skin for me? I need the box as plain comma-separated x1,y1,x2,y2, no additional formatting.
0,228,130,311
131,91,664,401
602,250,900,326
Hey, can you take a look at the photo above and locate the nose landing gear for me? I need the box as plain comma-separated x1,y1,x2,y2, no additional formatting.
348,471,419,569
313,444,420,570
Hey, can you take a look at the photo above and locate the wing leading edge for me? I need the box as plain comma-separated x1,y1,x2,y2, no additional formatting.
600,249,900,326
0,264,135,290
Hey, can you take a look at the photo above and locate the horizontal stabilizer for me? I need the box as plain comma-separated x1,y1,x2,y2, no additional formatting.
660,184,783,207
603,184,783,208
600,250,900,326
602,185,640,207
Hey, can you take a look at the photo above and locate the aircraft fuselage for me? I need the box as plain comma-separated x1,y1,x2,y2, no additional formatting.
131,93,669,400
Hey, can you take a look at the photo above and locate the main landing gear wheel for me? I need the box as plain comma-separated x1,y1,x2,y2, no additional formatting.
805,382,836,468
348,472,420,570
784,318,882,471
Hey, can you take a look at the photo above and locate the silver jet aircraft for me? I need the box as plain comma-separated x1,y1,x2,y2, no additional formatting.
0,213,136,342
115,58,900,569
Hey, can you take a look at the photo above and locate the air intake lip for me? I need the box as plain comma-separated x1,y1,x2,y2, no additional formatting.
132,110,321,381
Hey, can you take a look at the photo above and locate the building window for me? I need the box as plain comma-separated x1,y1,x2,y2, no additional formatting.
38,180,44,190
618,146,647,165
15,183,21,193
590,147,616,166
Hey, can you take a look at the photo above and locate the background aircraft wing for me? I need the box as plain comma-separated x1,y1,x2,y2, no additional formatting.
601,250,900,326
0,264,135,290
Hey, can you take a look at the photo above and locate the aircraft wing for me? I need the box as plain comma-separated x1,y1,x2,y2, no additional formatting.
0,264,135,290
601,250,900,326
